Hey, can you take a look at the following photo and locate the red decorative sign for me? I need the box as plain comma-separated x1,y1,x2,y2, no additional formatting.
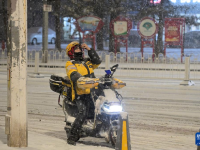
164,18,185,62
74,16,104,49
165,20,181,42
75,16,104,33
110,16,132,38
137,17,158,61
110,16,132,57
137,17,158,39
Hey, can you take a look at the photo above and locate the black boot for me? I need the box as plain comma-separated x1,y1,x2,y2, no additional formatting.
67,96,90,145
67,138,76,146
78,128,87,138
67,129,80,146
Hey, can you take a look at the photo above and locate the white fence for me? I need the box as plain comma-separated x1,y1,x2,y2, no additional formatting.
0,49,200,79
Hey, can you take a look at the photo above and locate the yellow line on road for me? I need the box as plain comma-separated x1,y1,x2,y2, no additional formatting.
122,121,128,150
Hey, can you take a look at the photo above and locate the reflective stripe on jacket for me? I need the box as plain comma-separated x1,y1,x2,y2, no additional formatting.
65,49,101,101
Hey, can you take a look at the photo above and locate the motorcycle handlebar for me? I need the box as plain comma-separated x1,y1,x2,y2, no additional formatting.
97,77,113,85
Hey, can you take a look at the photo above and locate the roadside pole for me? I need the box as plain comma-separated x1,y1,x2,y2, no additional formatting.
198,129,200,150
28,52,44,78
105,55,110,70
115,112,131,150
34,52,39,74
42,0,51,63
180,57,195,86
5,0,28,147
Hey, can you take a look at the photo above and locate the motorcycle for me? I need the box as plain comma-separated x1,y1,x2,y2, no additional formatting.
49,64,126,146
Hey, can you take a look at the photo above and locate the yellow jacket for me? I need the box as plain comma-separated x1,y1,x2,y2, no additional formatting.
65,49,101,101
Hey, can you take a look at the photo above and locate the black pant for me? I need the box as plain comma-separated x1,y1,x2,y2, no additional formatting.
70,94,91,138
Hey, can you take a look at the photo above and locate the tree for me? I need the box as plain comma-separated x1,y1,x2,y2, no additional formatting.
49,0,90,50
48,0,130,52
2,0,7,43
54,0,61,51
59,0,129,51
108,0,122,52
92,0,106,50
132,0,199,55
48,0,62,51
50,0,200,54
60,0,106,49
130,0,172,55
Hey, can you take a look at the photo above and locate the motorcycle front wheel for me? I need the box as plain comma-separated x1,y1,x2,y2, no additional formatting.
109,127,117,146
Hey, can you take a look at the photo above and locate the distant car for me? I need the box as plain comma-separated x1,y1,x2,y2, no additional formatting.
27,27,56,45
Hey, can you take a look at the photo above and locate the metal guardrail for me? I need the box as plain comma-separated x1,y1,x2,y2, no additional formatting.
0,48,200,79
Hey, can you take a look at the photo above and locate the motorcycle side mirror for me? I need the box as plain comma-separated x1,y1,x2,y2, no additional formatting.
111,64,119,72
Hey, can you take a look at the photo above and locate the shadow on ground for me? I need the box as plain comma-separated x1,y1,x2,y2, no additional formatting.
44,130,114,149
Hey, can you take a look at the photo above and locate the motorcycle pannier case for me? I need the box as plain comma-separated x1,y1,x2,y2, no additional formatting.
49,75,63,93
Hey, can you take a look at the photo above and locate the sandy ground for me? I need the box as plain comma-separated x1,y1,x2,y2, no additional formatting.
0,71,200,150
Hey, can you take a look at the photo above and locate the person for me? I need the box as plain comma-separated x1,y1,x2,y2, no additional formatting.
65,41,101,145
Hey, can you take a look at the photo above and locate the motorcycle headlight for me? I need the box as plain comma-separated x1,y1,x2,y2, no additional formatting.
103,104,122,112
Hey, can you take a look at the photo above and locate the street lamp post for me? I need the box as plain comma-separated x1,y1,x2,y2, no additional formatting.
42,0,52,63
42,0,48,63
6,0,28,147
